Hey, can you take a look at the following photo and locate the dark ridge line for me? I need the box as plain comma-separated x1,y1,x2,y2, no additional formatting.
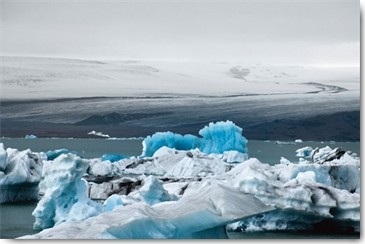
0,82,351,105
0,96,183,105
303,82,348,94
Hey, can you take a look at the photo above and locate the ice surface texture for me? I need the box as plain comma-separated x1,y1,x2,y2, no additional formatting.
142,121,248,157
22,183,274,239
3,119,358,238
32,153,102,230
0,143,43,203
23,143,360,238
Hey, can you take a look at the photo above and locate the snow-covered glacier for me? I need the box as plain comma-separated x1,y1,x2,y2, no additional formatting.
1,121,359,238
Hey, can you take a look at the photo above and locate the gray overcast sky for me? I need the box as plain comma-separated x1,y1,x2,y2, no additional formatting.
1,0,360,65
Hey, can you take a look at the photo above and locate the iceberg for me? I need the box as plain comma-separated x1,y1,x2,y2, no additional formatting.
25,134,38,139
46,149,70,160
295,146,314,158
0,143,43,203
103,194,124,212
3,119,358,239
142,121,247,157
227,209,325,232
32,153,102,230
226,154,360,230
88,130,110,138
142,132,199,157
20,138,360,239
137,176,177,205
21,183,274,239
198,121,247,155
101,153,128,162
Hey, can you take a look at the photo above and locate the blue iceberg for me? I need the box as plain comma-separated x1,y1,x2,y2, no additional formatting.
101,153,128,162
198,121,247,155
142,121,247,157
142,132,199,158
46,149,70,160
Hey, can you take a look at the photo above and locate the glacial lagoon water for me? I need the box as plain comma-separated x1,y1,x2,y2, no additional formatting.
0,138,360,239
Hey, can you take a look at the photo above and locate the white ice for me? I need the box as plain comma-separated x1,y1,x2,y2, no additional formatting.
0,143,43,203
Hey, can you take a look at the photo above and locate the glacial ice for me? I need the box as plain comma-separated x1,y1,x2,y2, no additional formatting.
296,146,313,158
18,136,360,239
2,120,359,238
227,157,360,222
137,176,178,205
21,183,274,239
103,194,124,212
46,149,70,160
25,134,38,139
227,209,325,232
32,153,102,230
198,121,248,154
142,132,199,157
0,143,7,171
141,121,247,157
88,130,110,138
101,153,128,162
0,143,43,203
89,160,113,176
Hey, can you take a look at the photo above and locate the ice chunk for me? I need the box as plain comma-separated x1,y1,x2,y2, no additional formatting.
0,148,42,186
165,153,227,178
90,160,113,176
88,130,110,138
222,150,248,163
46,149,70,160
101,153,128,162
312,146,346,164
228,209,324,232
295,146,313,158
0,144,43,203
0,143,7,171
141,121,247,157
32,153,102,230
21,183,274,239
280,157,291,164
138,176,177,205
198,121,247,154
104,194,124,212
142,132,198,157
228,154,360,221
25,134,37,139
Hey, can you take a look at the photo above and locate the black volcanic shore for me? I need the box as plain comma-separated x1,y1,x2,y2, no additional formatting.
0,111,359,141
